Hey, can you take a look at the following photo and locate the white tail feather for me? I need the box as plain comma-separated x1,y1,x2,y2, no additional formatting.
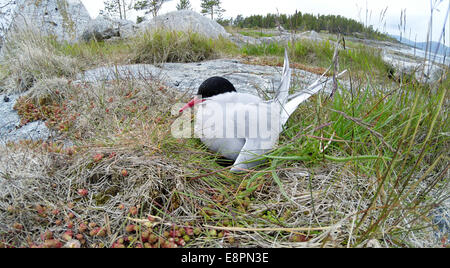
281,66,347,126
274,49,291,107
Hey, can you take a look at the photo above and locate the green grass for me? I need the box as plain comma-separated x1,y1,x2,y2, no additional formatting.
132,29,238,64
241,39,394,79
241,42,285,56
239,30,275,38
0,27,448,248
268,75,449,246
51,39,132,68
50,29,239,68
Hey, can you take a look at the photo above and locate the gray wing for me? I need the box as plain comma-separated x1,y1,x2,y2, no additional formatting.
230,101,281,173
231,50,290,173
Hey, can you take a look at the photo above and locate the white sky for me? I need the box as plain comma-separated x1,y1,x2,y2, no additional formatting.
81,0,450,44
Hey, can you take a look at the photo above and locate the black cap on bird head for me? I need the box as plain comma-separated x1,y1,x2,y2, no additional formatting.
179,76,236,113
197,76,236,98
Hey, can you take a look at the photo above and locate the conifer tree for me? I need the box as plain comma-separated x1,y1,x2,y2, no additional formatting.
176,0,192,10
134,0,171,17
200,0,224,20
103,0,134,20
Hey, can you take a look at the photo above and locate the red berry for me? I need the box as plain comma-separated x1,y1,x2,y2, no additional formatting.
62,230,73,241
93,153,104,162
75,234,84,240
129,206,138,216
43,239,62,248
185,227,194,236
125,225,136,233
96,228,106,237
112,243,125,248
89,227,99,237
148,234,158,244
35,204,45,214
41,231,53,240
13,223,23,231
77,189,88,197
141,230,150,242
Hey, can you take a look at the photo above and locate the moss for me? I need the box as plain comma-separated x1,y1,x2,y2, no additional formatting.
93,186,120,206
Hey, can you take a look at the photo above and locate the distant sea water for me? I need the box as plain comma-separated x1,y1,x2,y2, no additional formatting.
390,34,450,66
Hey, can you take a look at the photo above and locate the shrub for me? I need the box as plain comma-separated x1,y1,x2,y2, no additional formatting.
0,29,81,93
132,29,220,64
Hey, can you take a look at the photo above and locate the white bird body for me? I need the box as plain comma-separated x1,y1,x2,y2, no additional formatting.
196,92,259,161
194,92,281,171
181,49,341,172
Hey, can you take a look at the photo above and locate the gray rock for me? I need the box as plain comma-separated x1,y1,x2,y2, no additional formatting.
432,197,450,245
382,51,445,84
107,18,139,39
229,31,318,48
230,29,445,84
138,10,230,39
76,64,162,83
0,0,16,47
303,30,322,41
82,16,136,42
76,59,341,97
346,35,447,84
82,16,119,42
228,34,260,47
0,93,51,145
6,0,92,43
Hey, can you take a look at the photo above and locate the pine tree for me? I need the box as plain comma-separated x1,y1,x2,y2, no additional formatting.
103,0,134,20
176,0,192,10
134,0,171,17
200,0,224,20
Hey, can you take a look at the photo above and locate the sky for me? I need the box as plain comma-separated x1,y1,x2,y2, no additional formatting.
81,0,450,44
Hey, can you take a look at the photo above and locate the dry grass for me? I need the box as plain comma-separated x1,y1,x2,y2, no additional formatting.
0,29,81,94
0,76,194,248
0,26,447,248
240,55,330,76
0,72,363,248
131,29,238,65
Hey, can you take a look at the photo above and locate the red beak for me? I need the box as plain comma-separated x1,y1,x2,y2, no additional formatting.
179,97,205,113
